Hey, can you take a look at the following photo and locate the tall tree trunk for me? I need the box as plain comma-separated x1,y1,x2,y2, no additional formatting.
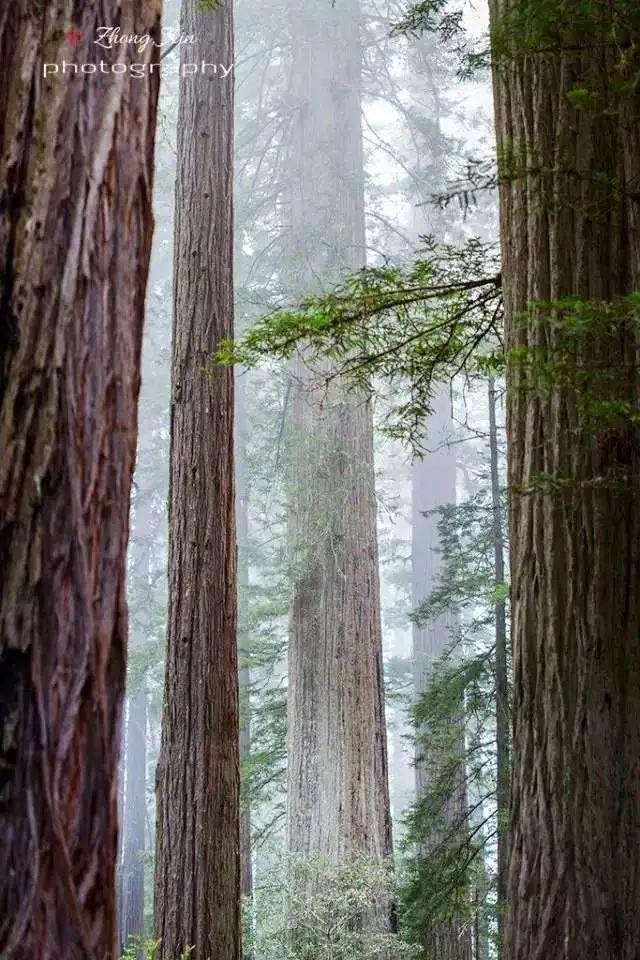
287,381,392,862
120,685,147,955
0,5,160,957
117,721,126,947
488,7,640,957
153,2,240,958
120,465,156,953
239,666,252,904
285,0,393,870
236,371,254,911
487,377,508,955
473,862,491,960
412,388,471,960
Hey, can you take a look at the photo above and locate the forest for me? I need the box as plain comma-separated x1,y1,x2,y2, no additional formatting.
0,0,639,959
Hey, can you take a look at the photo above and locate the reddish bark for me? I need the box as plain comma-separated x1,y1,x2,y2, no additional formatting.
0,3,161,958
153,1,241,958
489,6,640,956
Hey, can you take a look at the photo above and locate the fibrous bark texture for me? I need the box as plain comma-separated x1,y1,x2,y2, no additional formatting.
412,388,471,960
489,5,640,957
285,0,393,867
153,2,240,959
0,4,160,958
287,380,392,860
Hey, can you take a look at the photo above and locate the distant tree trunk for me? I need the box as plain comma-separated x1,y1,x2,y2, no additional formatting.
388,656,414,821
239,669,252,900
487,377,508,954
153,1,240,958
118,722,126,942
412,388,471,960
489,6,640,957
473,862,491,960
120,471,155,954
236,371,254,912
287,378,392,862
285,0,393,875
120,685,147,955
0,5,160,958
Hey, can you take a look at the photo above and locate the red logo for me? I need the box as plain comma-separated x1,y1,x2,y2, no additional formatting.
65,28,84,46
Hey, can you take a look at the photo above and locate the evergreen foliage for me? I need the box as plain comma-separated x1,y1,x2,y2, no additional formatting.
220,237,502,448
400,487,509,954
247,856,418,960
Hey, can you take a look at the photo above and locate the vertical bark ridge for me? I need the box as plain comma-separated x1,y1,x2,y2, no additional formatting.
0,4,160,957
488,8,640,957
154,1,241,958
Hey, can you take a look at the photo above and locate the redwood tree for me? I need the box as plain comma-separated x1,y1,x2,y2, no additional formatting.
489,3,640,956
285,0,393,869
412,389,471,960
153,0,240,957
0,4,160,957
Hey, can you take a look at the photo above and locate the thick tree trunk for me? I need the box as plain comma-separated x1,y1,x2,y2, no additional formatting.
411,388,471,960
487,377,509,955
0,4,160,958
287,382,392,861
489,7,640,957
285,0,393,871
120,686,147,955
153,2,240,959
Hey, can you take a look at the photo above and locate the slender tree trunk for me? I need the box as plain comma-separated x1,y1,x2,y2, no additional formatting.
236,371,254,917
0,5,160,957
154,2,240,958
487,377,508,954
120,685,147,955
411,388,471,960
120,470,155,953
488,7,640,957
473,862,491,960
117,721,126,947
388,680,414,825
285,0,393,873
239,666,252,902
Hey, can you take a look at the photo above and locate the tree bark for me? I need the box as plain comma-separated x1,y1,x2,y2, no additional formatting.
488,6,640,957
0,4,160,958
153,2,240,958
285,0,393,871
411,388,471,960
120,685,147,955
287,382,393,862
